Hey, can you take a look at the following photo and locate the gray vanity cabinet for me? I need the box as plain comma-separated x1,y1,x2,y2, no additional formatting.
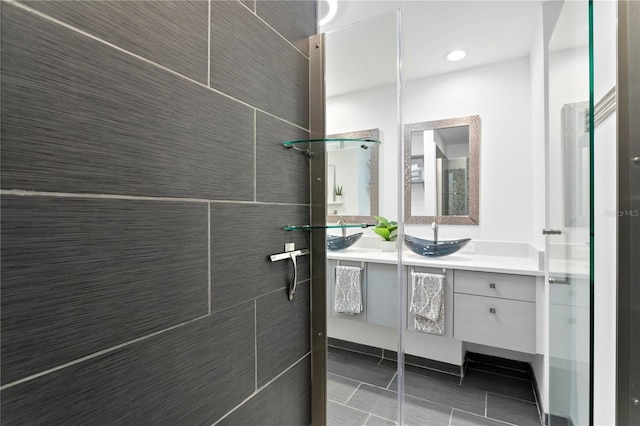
327,257,539,356
453,270,536,353
326,260,398,327
365,263,398,328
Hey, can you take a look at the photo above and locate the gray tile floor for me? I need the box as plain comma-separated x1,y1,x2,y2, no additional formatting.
327,347,542,426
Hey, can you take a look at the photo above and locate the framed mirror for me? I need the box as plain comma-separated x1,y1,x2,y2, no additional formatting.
404,115,480,225
327,128,379,224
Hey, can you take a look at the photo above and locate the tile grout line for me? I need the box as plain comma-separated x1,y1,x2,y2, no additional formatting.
254,299,258,391
1,297,271,392
238,0,309,60
363,413,372,426
529,379,543,421
327,372,385,391
362,381,481,421
0,313,211,391
255,279,310,302
327,400,392,425
207,0,211,87
386,371,398,390
212,351,310,425
485,392,488,417
4,0,310,133
254,108,257,202
485,390,538,405
208,202,212,315
0,189,310,207
452,408,519,426
344,382,362,406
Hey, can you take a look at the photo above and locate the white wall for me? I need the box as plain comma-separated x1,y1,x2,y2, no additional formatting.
593,1,618,424
529,4,551,412
328,57,535,243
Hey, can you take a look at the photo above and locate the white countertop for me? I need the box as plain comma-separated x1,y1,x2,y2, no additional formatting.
327,245,544,276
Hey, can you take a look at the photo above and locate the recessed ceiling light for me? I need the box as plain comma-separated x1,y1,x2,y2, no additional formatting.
446,50,467,62
319,0,338,26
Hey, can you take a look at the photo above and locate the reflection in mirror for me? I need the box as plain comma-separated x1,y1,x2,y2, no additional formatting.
326,129,379,224
404,116,480,225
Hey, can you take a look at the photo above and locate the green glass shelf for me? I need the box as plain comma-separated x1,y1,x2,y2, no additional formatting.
283,138,381,157
284,223,375,231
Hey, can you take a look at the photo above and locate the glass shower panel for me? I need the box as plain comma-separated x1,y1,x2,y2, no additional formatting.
547,1,592,425
324,10,402,426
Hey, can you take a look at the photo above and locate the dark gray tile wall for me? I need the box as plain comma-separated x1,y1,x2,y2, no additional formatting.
1,196,209,385
241,0,256,12
210,1,309,128
20,1,210,83
256,0,317,55
210,202,310,312
256,111,310,204
218,355,312,426
2,5,254,201
1,0,315,423
257,282,311,387
1,302,256,425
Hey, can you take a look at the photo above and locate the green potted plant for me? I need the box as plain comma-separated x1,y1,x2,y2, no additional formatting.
373,216,397,250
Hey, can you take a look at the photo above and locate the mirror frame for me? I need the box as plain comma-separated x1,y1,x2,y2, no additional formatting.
327,128,379,224
403,115,480,225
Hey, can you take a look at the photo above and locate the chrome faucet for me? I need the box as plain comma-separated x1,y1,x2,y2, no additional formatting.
432,221,438,244
338,217,347,237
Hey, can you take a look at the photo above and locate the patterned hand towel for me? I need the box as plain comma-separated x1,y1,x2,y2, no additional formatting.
410,272,445,335
334,265,363,314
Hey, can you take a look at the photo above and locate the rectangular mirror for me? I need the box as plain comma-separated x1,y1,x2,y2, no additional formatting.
404,115,480,225
327,128,379,223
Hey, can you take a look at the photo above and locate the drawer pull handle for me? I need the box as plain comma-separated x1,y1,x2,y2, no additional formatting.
489,308,496,314
489,283,496,289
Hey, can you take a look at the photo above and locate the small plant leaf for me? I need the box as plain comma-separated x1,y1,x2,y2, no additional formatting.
373,227,391,241
373,215,389,226
389,229,398,241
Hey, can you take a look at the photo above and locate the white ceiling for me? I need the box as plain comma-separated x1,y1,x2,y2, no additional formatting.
319,0,546,97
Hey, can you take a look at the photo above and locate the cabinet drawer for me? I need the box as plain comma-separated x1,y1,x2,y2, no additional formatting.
454,293,535,353
454,270,535,302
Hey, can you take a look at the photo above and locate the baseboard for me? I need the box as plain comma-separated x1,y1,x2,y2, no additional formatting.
543,413,573,426
328,337,463,377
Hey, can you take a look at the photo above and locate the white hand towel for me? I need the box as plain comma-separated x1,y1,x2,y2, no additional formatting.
334,266,363,314
410,272,445,335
